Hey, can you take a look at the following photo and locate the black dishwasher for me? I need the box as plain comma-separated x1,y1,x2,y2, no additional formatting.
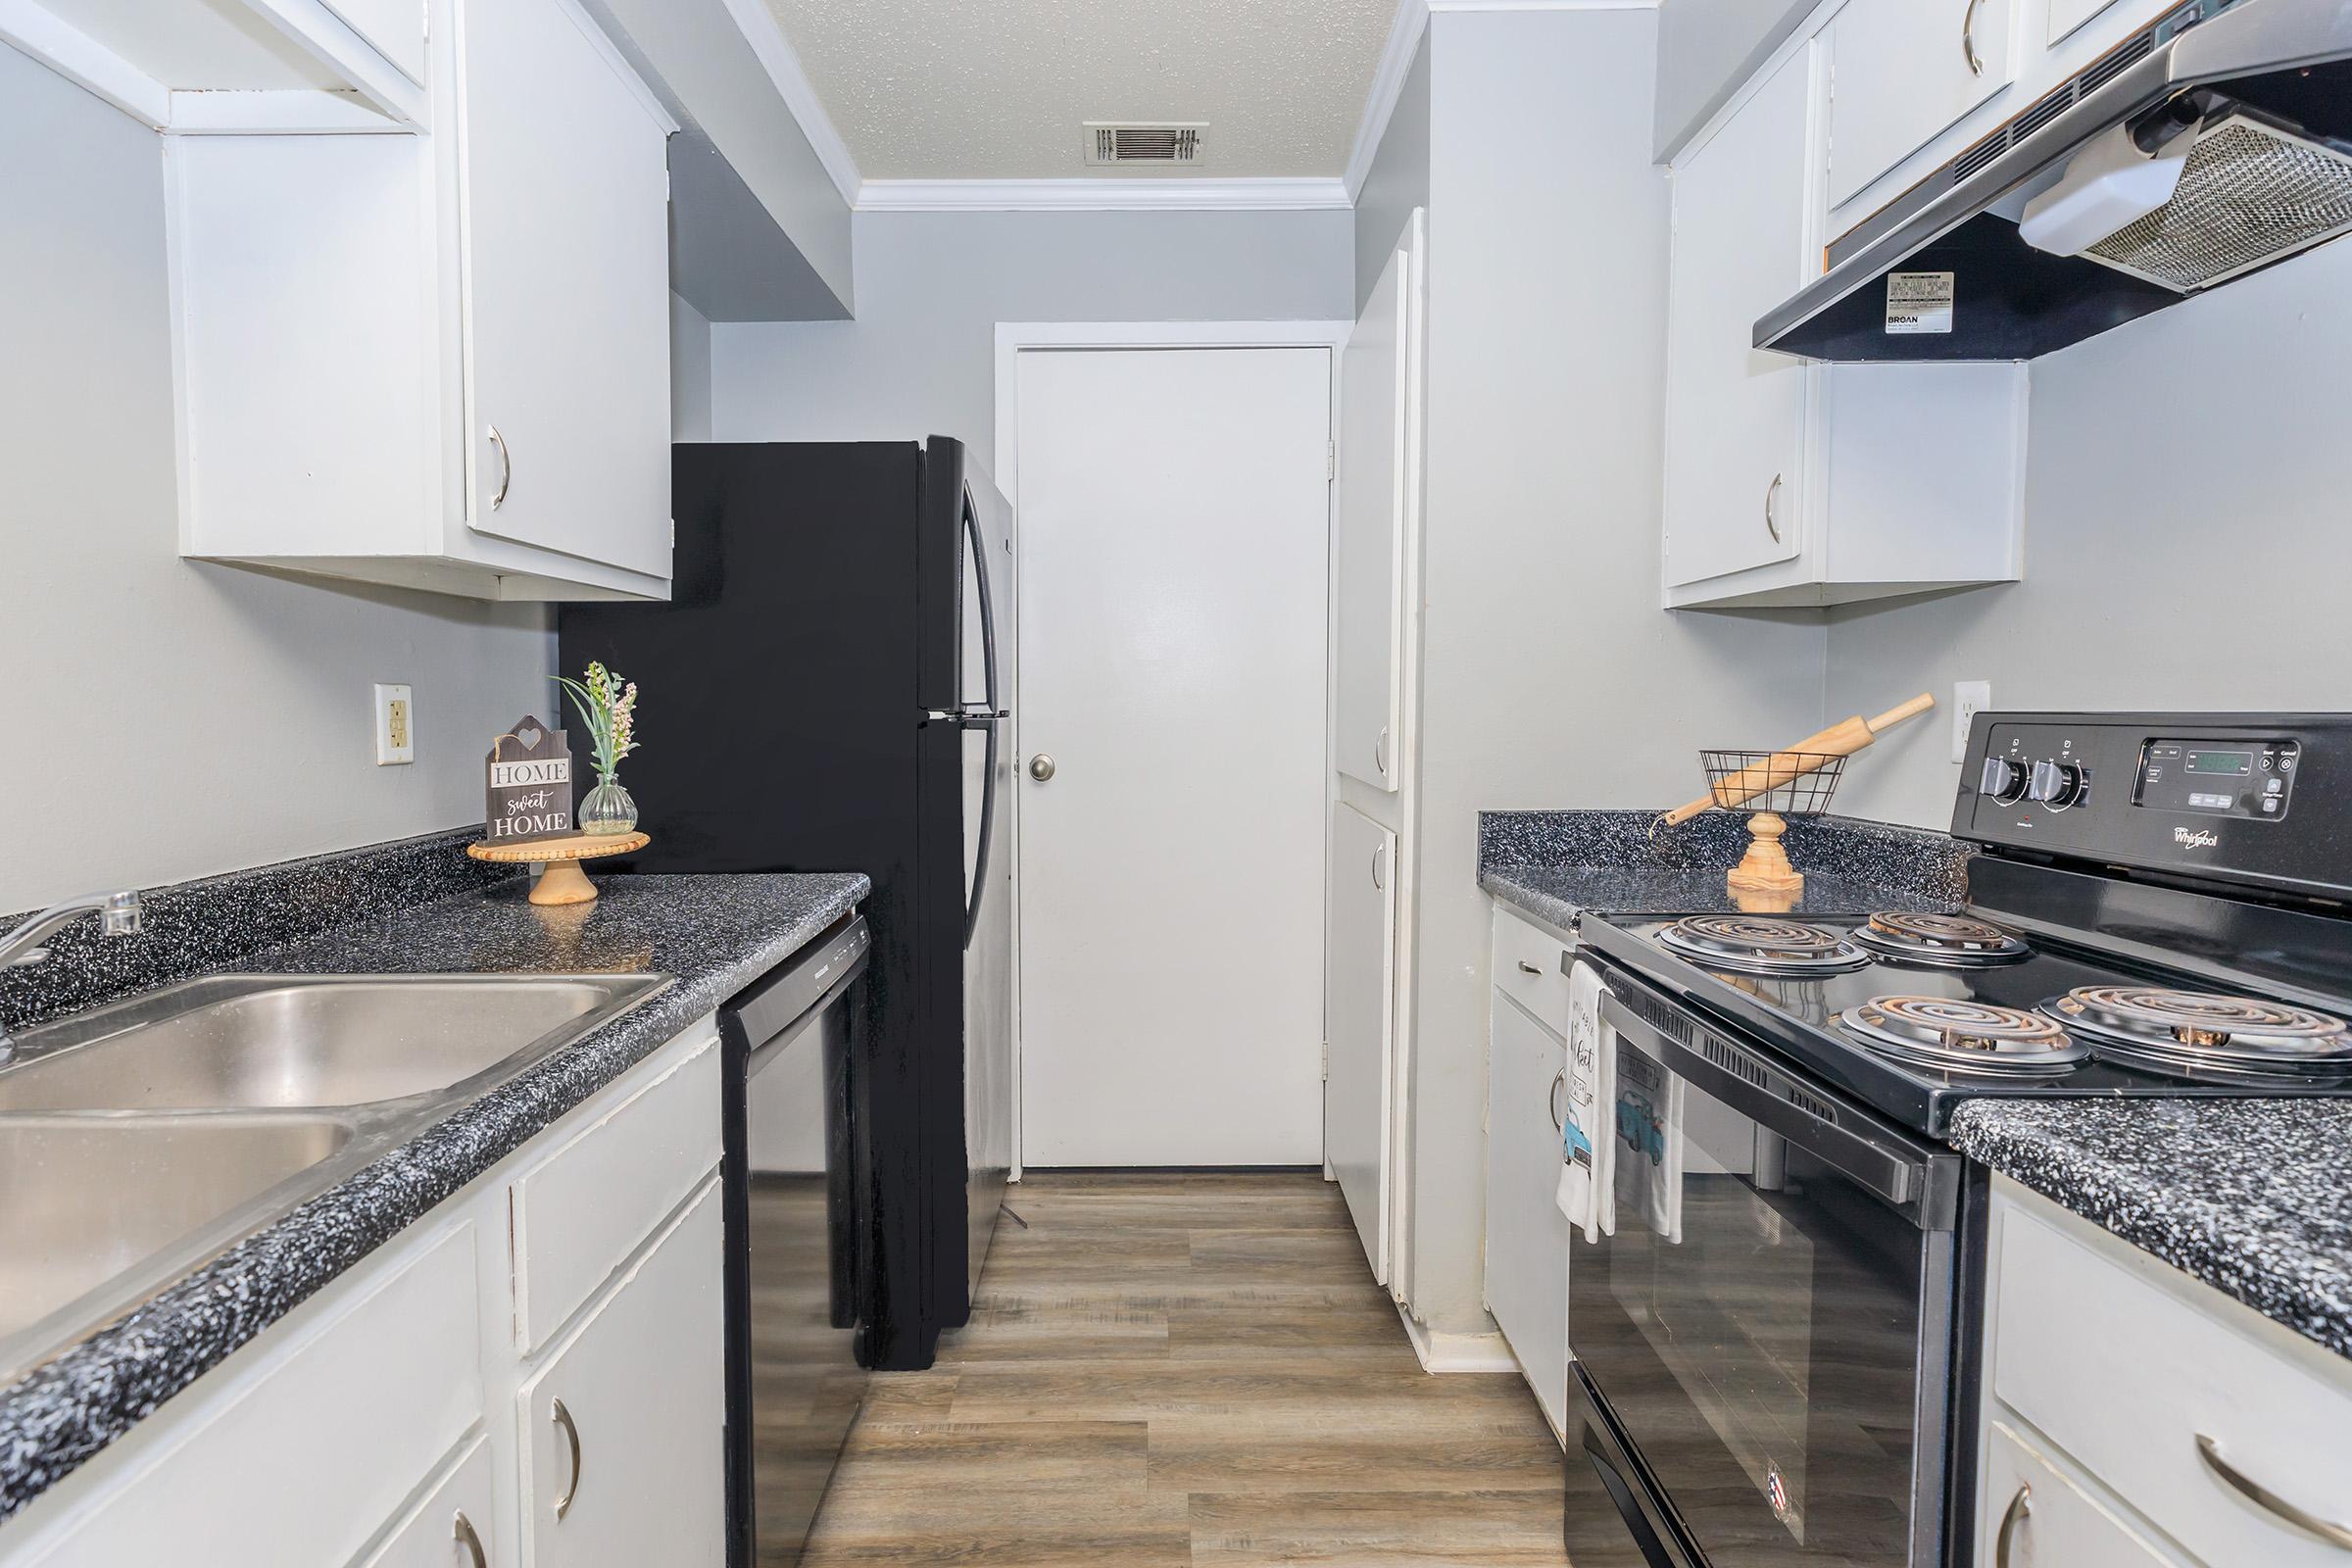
719,913,872,1566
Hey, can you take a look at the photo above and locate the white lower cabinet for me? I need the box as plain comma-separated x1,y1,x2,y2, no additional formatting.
0,1023,725,1568
1979,1422,2184,1568
1326,804,1399,1283
519,1181,725,1568
1484,906,1573,1440
1978,1180,2352,1568
357,1438,499,1568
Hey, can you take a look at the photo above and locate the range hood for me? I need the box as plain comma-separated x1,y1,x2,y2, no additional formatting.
1757,0,2352,362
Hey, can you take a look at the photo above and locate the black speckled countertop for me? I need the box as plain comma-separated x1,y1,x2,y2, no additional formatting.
0,870,865,1521
1481,865,1953,930
1950,1099,2352,1361
1477,808,1971,930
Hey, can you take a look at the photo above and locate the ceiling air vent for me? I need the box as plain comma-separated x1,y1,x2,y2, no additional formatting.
1084,122,1205,166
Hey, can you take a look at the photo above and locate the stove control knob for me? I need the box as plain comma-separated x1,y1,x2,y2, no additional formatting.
2029,760,2086,808
1979,757,2030,804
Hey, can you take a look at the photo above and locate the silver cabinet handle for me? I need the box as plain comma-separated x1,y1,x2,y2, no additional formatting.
1994,1483,2030,1567
1371,846,1386,891
454,1510,488,1568
1962,0,1985,75
551,1396,582,1520
2197,1433,2352,1548
1028,753,1055,782
1764,472,1784,543
1517,960,1542,975
488,425,513,511
1374,724,1389,777
1548,1069,1566,1131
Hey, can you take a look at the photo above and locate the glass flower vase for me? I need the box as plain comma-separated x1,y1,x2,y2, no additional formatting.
578,777,638,836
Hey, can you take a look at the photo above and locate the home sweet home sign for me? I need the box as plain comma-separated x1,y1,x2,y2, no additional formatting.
485,715,573,845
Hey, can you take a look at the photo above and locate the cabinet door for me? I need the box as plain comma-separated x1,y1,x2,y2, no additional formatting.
460,0,672,581
355,1437,497,1568
1977,1422,2186,1568
520,1179,725,1568
1326,804,1397,1283
1485,991,1569,1436
1828,0,2018,210
1334,214,1422,792
1662,45,1816,590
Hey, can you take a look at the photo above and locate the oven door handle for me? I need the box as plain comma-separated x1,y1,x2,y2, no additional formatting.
1601,987,1950,1226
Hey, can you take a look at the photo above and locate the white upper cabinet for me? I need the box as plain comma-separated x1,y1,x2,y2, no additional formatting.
1662,44,1818,592
1664,34,2027,610
169,0,677,601
1826,0,2019,211
460,0,673,581
1334,214,1424,794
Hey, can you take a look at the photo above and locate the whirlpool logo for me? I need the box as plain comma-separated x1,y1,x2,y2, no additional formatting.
2174,826,2222,850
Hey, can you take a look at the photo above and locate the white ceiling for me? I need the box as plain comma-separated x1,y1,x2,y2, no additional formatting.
763,0,1395,181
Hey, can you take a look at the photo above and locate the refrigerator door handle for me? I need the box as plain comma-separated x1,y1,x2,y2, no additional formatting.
963,704,1000,948
959,487,1005,950
963,489,1002,713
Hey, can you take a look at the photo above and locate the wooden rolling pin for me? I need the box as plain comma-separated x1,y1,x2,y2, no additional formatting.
1664,694,1936,826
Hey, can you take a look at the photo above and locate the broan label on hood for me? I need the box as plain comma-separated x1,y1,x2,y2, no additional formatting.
1885,271,1955,334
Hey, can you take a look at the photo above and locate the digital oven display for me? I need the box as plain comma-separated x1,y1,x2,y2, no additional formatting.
2184,749,2253,776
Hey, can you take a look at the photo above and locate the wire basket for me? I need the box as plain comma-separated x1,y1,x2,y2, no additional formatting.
1698,750,1847,816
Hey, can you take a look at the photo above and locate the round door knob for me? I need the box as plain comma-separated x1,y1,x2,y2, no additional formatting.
1028,754,1056,782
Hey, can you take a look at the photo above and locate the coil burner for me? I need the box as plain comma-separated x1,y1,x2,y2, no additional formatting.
1840,997,2089,1076
2042,987,2352,1077
1656,915,1869,977
1850,911,2032,968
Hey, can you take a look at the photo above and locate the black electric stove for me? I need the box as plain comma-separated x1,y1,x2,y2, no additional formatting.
1560,712,2352,1568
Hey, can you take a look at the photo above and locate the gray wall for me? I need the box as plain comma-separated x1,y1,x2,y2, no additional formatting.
1404,7,1827,1337
710,209,1356,454
707,211,1352,1213
1354,33,1430,316
671,290,713,440
1,46,552,910
1823,240,2352,828
1654,0,1815,159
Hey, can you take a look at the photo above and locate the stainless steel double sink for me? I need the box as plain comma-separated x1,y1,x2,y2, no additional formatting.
0,973,667,1382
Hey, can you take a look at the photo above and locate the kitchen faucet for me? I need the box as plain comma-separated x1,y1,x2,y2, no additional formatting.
0,891,144,1064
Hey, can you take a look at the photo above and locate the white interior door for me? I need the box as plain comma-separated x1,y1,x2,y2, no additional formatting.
1326,803,1396,1280
1016,347,1331,1167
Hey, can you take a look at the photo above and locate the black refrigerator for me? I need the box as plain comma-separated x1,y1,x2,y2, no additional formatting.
560,438,1015,1371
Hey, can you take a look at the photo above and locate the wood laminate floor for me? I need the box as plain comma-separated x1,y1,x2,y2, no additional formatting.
803,1170,1571,1566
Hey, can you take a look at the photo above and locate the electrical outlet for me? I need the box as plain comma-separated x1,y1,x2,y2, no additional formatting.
374,683,415,765
1952,681,1990,763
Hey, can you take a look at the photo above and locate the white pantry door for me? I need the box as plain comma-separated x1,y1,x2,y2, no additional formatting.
1016,347,1331,1167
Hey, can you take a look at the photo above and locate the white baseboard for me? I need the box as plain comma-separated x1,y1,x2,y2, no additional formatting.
1396,1303,1518,1373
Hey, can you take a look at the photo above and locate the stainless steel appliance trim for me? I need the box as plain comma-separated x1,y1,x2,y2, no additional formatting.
1600,975,1958,1227
2195,1433,2352,1547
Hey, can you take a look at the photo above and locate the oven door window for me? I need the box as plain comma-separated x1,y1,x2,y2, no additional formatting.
1571,1028,1934,1566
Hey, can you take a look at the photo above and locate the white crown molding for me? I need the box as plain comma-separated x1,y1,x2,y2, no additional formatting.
855,176,1353,213
1344,0,1429,203
713,0,862,208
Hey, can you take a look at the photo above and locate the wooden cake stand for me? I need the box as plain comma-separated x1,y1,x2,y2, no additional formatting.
467,831,649,906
